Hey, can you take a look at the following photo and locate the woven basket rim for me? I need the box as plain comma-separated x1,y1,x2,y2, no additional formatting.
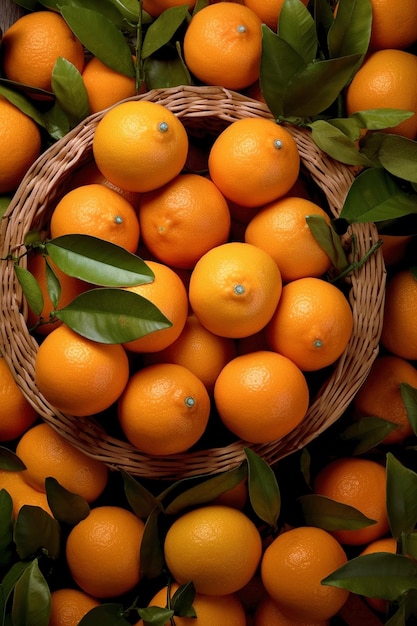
0,85,386,480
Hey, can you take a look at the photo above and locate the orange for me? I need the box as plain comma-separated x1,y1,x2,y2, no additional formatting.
244,196,332,282
242,0,309,32
117,362,211,455
50,183,140,253
49,588,101,626
65,505,145,598
82,55,138,114
35,324,130,417
368,0,417,50
261,526,349,622
122,260,189,352
164,504,262,596
345,49,417,140
15,422,108,503
380,268,417,360
0,96,42,194
0,355,38,442
266,277,354,371
0,469,52,518
379,233,414,267
147,582,246,626
26,252,90,335
214,350,309,443
92,100,189,192
188,241,282,339
142,313,237,393
208,118,300,207
358,537,398,614
313,457,390,546
138,173,231,269
1,11,85,94
254,594,331,626
352,355,417,445
183,2,262,91
142,0,197,17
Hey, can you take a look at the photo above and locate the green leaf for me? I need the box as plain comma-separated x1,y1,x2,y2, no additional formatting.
54,287,171,344
14,265,44,318
386,453,417,539
0,196,11,219
327,0,371,61
51,57,90,127
14,505,61,560
0,490,14,568
339,416,398,455
353,109,415,131
0,447,26,471
142,5,190,59
143,52,192,89
322,552,417,601
309,119,373,166
367,134,417,184
139,507,165,580
306,214,349,272
44,257,62,311
403,530,417,561
139,606,174,626
78,603,128,626
0,83,48,127
121,470,163,519
47,0,138,30
340,168,417,224
45,234,154,286
279,0,317,65
164,464,247,516
299,493,376,530
401,381,417,437
172,582,196,618
1,561,33,621
45,477,90,525
60,5,135,77
39,101,71,140
245,447,280,529
12,559,51,626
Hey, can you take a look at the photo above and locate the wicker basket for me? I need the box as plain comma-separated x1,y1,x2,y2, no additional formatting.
0,86,386,480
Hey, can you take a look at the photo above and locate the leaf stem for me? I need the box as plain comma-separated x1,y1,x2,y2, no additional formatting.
330,237,383,283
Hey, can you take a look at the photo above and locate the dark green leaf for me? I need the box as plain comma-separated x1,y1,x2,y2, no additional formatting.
401,381,417,437
403,531,417,561
143,53,192,89
164,464,247,515
327,0,371,61
0,490,14,568
14,505,60,560
45,477,90,525
322,552,417,601
60,5,135,76
14,0,39,9
340,168,417,224
0,83,47,127
172,582,196,618
309,119,373,166
50,0,138,30
139,507,165,580
279,0,317,64
282,54,363,118
369,134,417,184
0,447,26,471
121,470,163,519
139,606,174,626
306,214,349,271
14,265,44,318
386,453,417,539
44,257,62,311
51,57,90,127
39,101,71,140
142,5,190,59
245,447,280,529
299,493,376,530
45,234,154,286
340,416,398,455
78,603,128,626
0,196,11,219
12,559,51,626
1,561,33,615
385,603,407,626
54,287,171,344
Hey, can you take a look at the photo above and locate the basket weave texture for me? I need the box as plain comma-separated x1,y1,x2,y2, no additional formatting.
0,86,386,480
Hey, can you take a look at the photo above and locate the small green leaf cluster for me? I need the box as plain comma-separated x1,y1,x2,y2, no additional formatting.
11,233,171,344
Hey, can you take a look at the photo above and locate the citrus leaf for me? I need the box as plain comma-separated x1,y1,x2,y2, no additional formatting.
245,447,280,530
353,109,415,131
322,552,417,601
142,5,190,59
51,57,90,127
45,0,138,30
12,559,51,626
306,214,349,271
403,531,417,561
44,257,61,311
327,0,371,60
339,416,398,455
172,582,196,618
78,603,129,626
0,447,26,471
54,288,172,344
401,381,417,437
340,168,417,224
45,477,90,526
309,119,373,166
14,505,61,560
14,265,44,317
139,507,165,580
121,470,164,519
0,83,48,127
0,196,11,219
279,0,317,65
60,5,135,77
45,234,154,286
299,493,376,530
143,53,192,89
0,490,14,568
138,607,174,626
38,101,70,140
386,453,417,539
366,134,417,184
1,562,33,612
